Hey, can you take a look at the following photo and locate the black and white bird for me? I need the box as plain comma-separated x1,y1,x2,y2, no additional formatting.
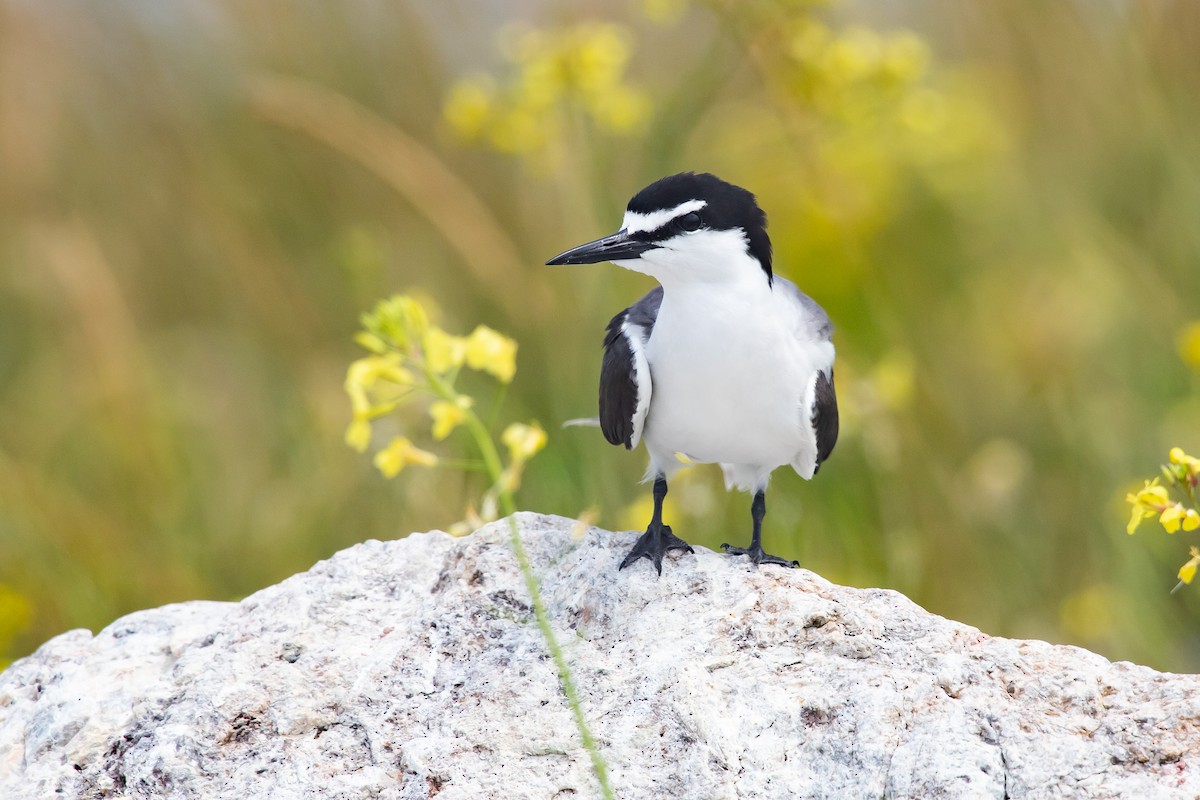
547,172,838,574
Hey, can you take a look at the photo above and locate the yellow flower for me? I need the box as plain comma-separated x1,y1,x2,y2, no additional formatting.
444,75,496,139
1179,547,1200,586
344,418,372,453
1126,479,1170,534
823,27,882,85
374,437,439,478
367,295,429,349
1126,505,1148,536
346,355,413,391
1159,503,1200,534
517,51,564,111
354,331,388,354
1161,504,1188,534
430,398,472,441
466,325,518,383
572,24,631,96
1132,480,1170,506
345,355,414,415
444,22,646,162
502,421,548,463
1169,447,1200,477
424,327,468,374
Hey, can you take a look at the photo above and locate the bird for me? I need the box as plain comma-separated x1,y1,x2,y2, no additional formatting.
546,172,838,574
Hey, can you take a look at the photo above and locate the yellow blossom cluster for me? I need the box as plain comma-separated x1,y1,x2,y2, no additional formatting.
344,295,544,497
1126,479,1199,535
732,8,1002,246
342,298,600,785
443,22,649,158
790,22,931,97
1126,447,1200,588
783,18,998,166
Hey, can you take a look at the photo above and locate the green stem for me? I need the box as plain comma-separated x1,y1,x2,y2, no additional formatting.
486,381,509,430
501,513,613,798
422,368,614,799
425,371,506,478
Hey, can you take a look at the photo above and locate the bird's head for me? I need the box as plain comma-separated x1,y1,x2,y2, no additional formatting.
546,172,773,286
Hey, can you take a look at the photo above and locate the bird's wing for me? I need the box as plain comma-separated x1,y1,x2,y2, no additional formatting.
811,369,839,468
779,279,839,472
778,276,834,344
600,286,662,449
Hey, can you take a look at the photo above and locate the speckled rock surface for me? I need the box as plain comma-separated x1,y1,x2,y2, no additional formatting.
2,512,1199,799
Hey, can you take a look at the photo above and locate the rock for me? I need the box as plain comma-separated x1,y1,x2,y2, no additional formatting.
2,512,1199,799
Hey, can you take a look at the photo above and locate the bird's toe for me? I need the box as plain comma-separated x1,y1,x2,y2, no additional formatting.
618,525,693,574
722,543,798,569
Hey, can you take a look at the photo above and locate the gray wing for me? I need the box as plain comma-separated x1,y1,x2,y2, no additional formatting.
778,278,839,471
777,277,834,343
599,287,661,449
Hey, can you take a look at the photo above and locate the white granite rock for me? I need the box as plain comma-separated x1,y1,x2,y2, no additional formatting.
2,513,1199,799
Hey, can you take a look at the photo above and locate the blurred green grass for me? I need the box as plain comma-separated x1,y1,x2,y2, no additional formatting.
2,0,1199,670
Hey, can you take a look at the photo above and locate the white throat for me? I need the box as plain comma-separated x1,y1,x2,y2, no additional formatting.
615,228,767,289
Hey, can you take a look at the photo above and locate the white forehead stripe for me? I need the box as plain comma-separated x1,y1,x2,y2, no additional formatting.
621,199,707,235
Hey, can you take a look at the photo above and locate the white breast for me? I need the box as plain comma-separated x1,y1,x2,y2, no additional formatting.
641,276,831,478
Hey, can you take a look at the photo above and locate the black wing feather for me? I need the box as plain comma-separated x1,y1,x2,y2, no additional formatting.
599,287,662,449
812,369,839,470
600,311,636,447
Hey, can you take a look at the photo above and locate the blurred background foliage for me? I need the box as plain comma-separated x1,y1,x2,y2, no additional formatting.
1,0,1199,671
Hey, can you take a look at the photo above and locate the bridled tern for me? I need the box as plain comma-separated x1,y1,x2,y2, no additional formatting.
547,172,838,574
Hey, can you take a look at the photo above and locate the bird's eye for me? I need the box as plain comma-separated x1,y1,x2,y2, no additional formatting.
677,212,701,232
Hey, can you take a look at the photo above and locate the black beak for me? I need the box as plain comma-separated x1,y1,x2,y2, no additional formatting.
545,229,656,265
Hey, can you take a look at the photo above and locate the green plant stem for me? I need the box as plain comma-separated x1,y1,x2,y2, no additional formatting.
486,381,509,430
423,368,614,799
501,514,613,799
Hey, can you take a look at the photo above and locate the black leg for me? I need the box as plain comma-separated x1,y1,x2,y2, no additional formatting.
721,490,798,568
619,474,694,574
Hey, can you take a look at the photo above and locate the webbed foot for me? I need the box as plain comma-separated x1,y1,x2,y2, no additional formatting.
620,523,694,575
720,542,799,568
